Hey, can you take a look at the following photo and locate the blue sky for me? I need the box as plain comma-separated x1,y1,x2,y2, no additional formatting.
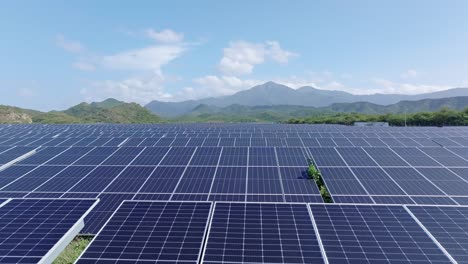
1,0,468,110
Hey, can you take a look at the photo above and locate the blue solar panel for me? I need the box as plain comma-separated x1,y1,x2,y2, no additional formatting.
336,147,377,166
203,203,325,263
16,147,67,165
103,166,155,193
309,147,346,167
419,147,468,167
319,167,368,195
391,147,440,166
407,205,468,263
371,196,415,204
416,168,468,196
102,147,144,165
248,147,277,166
384,168,446,196
160,147,196,165
351,167,406,195
363,147,408,166
0,198,97,263
78,201,212,263
332,195,374,204
310,204,452,263
34,166,95,192
410,196,457,205
1,166,65,192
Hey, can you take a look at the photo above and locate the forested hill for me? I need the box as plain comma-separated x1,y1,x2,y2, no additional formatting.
0,99,161,124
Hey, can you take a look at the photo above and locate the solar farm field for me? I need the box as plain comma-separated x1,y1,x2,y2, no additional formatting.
0,123,467,263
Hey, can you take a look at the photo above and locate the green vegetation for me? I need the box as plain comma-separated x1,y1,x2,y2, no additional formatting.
307,159,333,203
53,235,93,264
0,98,162,124
288,107,468,126
1,96,468,125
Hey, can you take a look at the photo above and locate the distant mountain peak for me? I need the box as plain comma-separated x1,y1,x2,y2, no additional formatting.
145,82,468,117
90,98,125,109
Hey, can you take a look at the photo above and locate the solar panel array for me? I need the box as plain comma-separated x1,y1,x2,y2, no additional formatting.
1,124,468,263
0,198,97,263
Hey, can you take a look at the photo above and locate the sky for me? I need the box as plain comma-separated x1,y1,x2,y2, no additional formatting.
1,0,468,111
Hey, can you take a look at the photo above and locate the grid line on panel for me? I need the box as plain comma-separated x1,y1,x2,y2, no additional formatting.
309,204,453,264
0,198,97,263
97,147,147,196
245,147,249,202
61,147,122,196
406,205,468,263
403,206,457,264
27,147,98,195
131,147,173,199
332,147,374,202
202,202,325,264
0,146,73,192
207,147,224,201
274,148,286,202
169,146,199,200
360,148,414,199
77,201,212,263
387,148,458,203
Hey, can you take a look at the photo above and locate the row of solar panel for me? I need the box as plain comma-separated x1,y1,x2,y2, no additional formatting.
2,136,468,148
4,146,468,168
76,201,468,264
0,198,97,263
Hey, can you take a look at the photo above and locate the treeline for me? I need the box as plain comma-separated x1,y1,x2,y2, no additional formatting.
287,107,468,126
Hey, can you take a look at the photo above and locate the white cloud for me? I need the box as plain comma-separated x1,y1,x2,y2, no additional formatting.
56,34,84,53
187,75,262,100
218,41,297,75
370,78,450,94
73,61,96,71
400,69,420,79
145,28,184,43
265,41,297,63
102,45,185,72
80,73,173,103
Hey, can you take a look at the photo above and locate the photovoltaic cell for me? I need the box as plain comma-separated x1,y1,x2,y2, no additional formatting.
77,201,211,263
310,204,452,263
319,167,368,195
0,198,96,263
408,205,468,263
203,202,325,264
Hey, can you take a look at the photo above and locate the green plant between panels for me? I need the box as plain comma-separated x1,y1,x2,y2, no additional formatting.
307,158,333,203
53,235,93,264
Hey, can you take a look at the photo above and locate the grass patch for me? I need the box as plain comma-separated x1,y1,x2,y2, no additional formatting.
53,235,93,264
307,159,333,203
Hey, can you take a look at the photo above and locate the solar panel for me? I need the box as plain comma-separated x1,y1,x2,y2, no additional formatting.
419,147,468,167
391,147,440,167
407,205,468,263
202,202,326,263
309,147,346,167
371,195,415,204
331,195,374,204
351,167,407,195
384,168,446,196
0,198,97,263
336,147,377,166
319,167,368,195
309,204,452,263
77,201,212,263
363,147,408,166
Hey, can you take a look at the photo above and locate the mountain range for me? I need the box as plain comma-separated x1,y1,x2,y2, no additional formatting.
146,81,468,117
1,82,468,124
0,99,161,124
